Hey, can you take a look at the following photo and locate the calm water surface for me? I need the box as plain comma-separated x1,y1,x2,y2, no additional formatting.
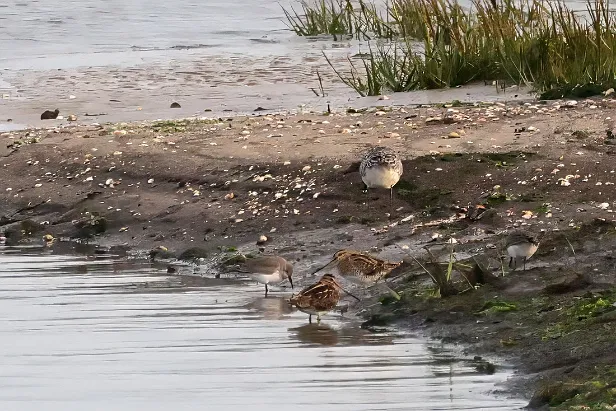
0,246,526,410
0,0,540,128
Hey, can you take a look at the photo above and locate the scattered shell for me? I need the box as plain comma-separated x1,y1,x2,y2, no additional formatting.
224,192,235,200
425,117,443,125
67,114,78,122
147,178,154,184
257,235,268,245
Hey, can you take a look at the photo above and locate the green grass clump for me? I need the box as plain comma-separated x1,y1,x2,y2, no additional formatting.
476,299,518,314
289,0,616,98
282,0,396,40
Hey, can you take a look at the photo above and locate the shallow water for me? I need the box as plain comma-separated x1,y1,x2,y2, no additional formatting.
0,0,537,128
0,245,527,410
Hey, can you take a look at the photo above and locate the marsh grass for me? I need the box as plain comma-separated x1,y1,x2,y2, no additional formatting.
282,0,396,40
288,0,616,97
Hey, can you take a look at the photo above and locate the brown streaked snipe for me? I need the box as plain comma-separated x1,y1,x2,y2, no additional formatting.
289,273,357,323
311,250,403,299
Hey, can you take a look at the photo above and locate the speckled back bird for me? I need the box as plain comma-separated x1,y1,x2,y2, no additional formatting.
311,250,403,299
359,146,403,207
289,273,358,323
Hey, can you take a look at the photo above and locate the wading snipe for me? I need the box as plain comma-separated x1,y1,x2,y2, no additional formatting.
289,273,358,323
311,250,403,299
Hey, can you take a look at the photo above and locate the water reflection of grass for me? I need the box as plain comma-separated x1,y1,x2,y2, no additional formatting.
284,0,616,99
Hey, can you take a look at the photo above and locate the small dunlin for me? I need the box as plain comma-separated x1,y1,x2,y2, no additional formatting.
506,231,540,271
238,256,293,296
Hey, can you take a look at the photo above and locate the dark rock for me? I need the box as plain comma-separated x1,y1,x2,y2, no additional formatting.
149,247,175,260
360,313,396,328
40,109,60,120
527,382,580,409
177,247,209,261
167,266,177,274
170,102,181,108
543,273,591,295
73,214,108,238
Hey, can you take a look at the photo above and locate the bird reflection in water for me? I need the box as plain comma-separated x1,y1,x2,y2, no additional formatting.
244,296,294,320
288,323,395,347
289,323,340,346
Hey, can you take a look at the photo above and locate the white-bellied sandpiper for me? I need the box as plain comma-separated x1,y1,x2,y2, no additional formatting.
359,146,403,208
506,231,540,271
238,255,293,296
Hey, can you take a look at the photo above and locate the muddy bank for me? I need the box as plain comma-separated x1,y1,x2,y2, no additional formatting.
1,98,616,409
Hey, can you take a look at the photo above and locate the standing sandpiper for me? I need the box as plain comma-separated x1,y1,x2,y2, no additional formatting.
359,146,403,207
506,231,540,271
311,250,403,299
289,273,358,323
237,256,294,296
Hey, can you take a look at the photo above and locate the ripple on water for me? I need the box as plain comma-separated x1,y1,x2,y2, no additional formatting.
0,247,526,410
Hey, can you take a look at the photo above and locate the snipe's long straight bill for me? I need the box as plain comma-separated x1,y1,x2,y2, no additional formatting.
309,259,335,277
337,284,360,301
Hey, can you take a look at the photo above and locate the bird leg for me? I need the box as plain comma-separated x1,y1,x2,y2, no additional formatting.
316,315,321,324
264,284,269,297
508,256,514,270
309,315,312,324
362,182,368,193
523,257,527,271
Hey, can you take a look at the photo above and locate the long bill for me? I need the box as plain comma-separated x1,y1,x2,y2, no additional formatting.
308,258,335,277
334,283,361,301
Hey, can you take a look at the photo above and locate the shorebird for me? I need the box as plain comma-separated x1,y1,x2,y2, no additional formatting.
359,146,403,207
505,231,540,271
311,250,403,299
40,109,59,120
289,273,359,323
237,256,293,296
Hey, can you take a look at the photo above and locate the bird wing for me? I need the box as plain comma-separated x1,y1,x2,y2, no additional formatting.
243,256,284,274
291,281,339,310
